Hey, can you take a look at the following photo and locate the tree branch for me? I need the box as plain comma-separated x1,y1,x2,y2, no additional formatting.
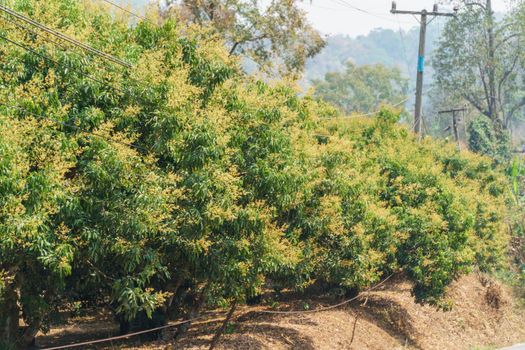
229,41,240,56
464,93,490,117
495,33,520,51
208,300,237,350
228,34,270,56
506,98,525,124
477,61,490,112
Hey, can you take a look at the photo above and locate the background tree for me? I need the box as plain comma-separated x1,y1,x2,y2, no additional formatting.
162,0,325,75
433,0,525,130
312,62,408,115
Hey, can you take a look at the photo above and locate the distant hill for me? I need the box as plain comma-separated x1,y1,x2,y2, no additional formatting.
302,21,446,89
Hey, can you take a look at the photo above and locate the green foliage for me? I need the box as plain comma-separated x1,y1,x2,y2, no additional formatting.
303,108,508,304
508,156,525,273
0,0,511,345
467,115,511,163
165,0,325,76
312,62,408,115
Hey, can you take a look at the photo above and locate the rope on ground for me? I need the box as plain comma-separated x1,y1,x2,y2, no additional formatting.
41,274,396,348
349,285,370,348
256,273,395,315
40,315,208,350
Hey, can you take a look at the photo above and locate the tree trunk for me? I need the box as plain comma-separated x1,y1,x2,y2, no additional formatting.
208,300,237,350
486,0,499,123
20,319,41,349
173,284,208,342
0,284,20,349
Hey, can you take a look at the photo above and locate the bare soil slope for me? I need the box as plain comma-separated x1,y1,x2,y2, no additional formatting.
38,274,525,350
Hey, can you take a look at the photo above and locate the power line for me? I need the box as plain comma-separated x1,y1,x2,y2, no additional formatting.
0,31,127,95
97,0,148,22
309,3,359,12
0,13,120,69
0,13,126,81
1,13,68,51
325,0,414,24
329,0,383,15
0,28,151,152
395,19,411,75
0,32,59,66
0,4,132,68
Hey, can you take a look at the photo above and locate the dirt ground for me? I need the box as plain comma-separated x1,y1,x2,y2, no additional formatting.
37,273,525,350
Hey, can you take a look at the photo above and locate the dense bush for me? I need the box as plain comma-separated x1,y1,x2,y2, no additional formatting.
0,0,510,347
310,110,508,304
467,115,511,163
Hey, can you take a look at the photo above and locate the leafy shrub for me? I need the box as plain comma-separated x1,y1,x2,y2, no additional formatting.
293,108,509,305
0,0,511,345
467,115,511,163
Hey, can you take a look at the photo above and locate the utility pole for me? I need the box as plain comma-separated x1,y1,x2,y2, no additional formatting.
439,107,467,150
391,2,457,137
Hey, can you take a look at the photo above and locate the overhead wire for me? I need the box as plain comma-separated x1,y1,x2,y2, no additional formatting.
0,13,126,79
0,12,144,152
328,0,384,15
0,7,165,101
0,32,127,95
1,13,68,51
309,3,360,12
325,0,415,24
97,0,148,22
396,17,411,76
0,4,132,68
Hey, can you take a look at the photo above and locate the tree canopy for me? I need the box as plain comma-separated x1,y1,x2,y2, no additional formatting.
163,0,325,75
433,0,525,129
0,0,511,348
312,62,409,115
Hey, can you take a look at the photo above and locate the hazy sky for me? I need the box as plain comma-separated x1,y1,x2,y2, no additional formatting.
134,0,510,37
299,0,509,36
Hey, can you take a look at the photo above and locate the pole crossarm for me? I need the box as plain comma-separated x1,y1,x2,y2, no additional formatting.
391,9,456,17
438,108,468,114
438,107,466,150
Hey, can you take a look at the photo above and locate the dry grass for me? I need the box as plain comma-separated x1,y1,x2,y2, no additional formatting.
37,274,525,350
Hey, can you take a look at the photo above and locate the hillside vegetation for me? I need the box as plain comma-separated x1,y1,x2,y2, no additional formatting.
0,0,513,348
303,27,442,88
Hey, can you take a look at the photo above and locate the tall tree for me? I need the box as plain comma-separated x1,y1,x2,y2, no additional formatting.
433,0,525,129
162,0,325,75
312,62,408,115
